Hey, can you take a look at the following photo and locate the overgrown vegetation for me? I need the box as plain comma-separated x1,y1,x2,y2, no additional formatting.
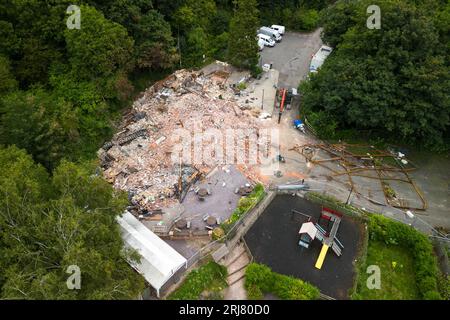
228,0,259,71
366,215,442,299
301,0,450,151
0,146,145,299
245,263,320,300
307,192,443,300
353,240,420,300
351,214,443,300
168,261,228,300
0,1,316,299
221,183,266,233
259,0,329,31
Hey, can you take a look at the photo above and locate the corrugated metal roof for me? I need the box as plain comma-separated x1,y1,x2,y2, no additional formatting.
117,212,187,292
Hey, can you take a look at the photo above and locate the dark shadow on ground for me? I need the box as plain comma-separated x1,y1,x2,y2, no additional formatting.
244,194,363,299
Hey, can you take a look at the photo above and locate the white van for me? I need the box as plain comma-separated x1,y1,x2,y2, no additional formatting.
271,25,285,35
258,27,282,42
257,34,275,47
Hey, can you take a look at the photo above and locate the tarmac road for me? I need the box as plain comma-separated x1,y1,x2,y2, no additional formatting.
260,29,323,88
259,29,450,230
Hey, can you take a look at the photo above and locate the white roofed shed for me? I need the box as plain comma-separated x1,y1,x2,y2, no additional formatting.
299,222,318,240
117,211,187,297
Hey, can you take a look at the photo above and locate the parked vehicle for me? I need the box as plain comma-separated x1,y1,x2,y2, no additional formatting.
309,45,333,73
257,38,265,51
270,25,285,35
257,34,275,47
258,26,282,42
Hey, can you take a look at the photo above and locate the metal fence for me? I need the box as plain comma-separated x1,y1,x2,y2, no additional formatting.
160,187,448,298
161,191,276,298
184,191,276,268
307,186,449,244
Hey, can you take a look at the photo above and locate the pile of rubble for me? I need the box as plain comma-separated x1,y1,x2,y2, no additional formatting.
98,68,270,212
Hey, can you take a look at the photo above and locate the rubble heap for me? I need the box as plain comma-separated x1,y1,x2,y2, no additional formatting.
98,69,269,212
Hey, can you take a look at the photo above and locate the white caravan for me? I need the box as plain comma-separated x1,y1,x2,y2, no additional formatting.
257,34,275,47
258,26,282,42
309,45,333,73
271,25,285,35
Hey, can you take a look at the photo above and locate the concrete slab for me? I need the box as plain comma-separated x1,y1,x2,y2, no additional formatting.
179,165,250,231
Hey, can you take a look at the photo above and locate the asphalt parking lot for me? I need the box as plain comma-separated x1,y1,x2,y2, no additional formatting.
260,29,323,88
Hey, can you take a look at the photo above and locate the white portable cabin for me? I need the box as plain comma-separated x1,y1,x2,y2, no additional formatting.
309,45,333,72
117,211,187,298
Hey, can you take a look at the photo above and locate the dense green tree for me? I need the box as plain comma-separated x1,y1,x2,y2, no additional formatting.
302,0,450,149
0,20,19,57
95,0,153,28
133,10,179,70
0,56,17,93
320,0,358,47
0,0,72,86
0,146,145,299
211,8,232,36
228,0,259,70
174,0,217,31
64,5,134,80
0,89,79,169
184,27,210,67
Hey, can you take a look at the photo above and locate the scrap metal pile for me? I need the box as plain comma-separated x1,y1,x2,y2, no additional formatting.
98,69,269,212
291,143,427,210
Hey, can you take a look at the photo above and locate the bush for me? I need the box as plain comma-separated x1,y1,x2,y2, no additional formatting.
245,263,320,300
437,274,450,300
245,263,274,293
246,284,264,300
368,215,441,300
294,9,320,31
212,227,225,240
250,65,263,79
168,261,228,300
306,110,338,139
221,183,266,232
272,274,320,300
236,82,247,90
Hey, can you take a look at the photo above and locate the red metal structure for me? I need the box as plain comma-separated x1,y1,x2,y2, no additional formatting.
277,88,287,124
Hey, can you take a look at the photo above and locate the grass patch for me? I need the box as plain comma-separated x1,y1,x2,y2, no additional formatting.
245,263,320,300
351,215,442,300
306,192,441,300
353,240,420,300
167,261,228,300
